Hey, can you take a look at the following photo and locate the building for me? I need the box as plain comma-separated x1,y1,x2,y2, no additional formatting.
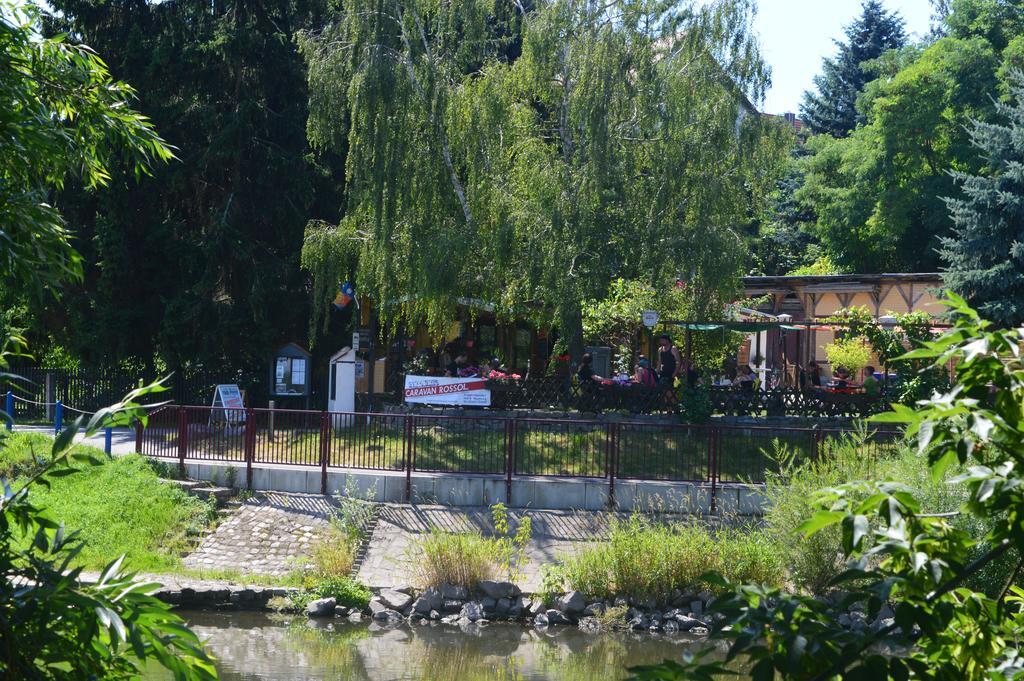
738,272,945,384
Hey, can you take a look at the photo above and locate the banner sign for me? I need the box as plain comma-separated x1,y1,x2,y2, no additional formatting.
211,384,245,426
403,375,491,406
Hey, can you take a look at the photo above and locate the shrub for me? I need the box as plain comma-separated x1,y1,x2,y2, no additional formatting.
309,576,372,609
823,335,873,374
556,516,784,604
415,529,497,589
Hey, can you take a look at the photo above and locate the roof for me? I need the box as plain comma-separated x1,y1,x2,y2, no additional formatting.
743,273,942,289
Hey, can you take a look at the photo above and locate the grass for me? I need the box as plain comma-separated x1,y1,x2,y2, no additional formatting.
415,528,499,589
141,419,878,481
5,432,216,572
550,515,785,605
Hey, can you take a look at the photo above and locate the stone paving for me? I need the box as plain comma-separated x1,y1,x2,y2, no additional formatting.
355,505,624,592
183,492,336,576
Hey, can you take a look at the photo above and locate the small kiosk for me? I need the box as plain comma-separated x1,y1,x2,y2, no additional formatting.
270,342,312,409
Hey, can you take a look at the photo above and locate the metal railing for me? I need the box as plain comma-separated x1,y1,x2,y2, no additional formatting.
137,405,901,511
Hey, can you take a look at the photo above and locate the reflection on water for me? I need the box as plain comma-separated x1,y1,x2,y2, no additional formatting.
146,611,721,681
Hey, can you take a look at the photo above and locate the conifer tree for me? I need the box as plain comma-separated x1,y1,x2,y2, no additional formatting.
941,73,1024,327
801,0,906,137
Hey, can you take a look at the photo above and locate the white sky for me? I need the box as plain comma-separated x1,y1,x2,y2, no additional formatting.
755,0,935,114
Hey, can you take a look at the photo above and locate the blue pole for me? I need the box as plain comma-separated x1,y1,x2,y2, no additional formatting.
54,401,62,435
104,427,112,455
4,391,12,431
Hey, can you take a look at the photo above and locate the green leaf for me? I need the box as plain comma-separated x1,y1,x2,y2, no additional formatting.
796,511,846,536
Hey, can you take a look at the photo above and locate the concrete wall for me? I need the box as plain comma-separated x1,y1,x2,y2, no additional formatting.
172,457,763,514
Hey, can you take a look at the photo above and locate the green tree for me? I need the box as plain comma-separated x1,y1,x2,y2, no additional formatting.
798,36,1000,272
941,73,1024,327
629,293,1024,680
37,0,340,371
1,3,214,678
800,1,907,138
300,0,788,359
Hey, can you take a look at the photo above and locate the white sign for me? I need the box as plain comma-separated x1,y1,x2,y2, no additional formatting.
352,332,360,351
404,375,491,406
642,310,660,328
211,384,245,425
290,358,306,386
275,357,287,381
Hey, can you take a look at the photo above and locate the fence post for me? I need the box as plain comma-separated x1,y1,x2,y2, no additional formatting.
135,418,143,454
246,408,257,491
319,411,330,495
505,418,516,505
177,406,187,477
5,391,12,431
45,372,54,422
709,427,718,515
53,401,62,435
268,400,275,442
104,427,112,455
404,415,413,503
607,422,618,510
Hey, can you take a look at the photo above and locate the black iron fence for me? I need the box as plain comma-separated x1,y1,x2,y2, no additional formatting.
138,405,902,510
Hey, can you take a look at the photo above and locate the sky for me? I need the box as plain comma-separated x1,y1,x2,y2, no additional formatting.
755,0,935,114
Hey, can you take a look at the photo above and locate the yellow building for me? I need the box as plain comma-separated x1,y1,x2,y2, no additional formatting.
739,273,945,383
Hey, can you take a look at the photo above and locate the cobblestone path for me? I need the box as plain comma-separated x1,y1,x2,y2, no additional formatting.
183,492,336,576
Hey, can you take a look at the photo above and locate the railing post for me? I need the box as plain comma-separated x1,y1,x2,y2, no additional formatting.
268,400,275,443
135,418,143,454
319,411,330,495
45,371,54,422
177,406,187,477
53,401,62,435
709,427,718,515
244,408,256,490
505,418,515,505
5,391,13,431
607,422,618,510
404,415,413,503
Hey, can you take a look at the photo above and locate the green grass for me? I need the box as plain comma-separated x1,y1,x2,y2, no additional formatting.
551,515,785,604
6,432,216,572
142,421,850,481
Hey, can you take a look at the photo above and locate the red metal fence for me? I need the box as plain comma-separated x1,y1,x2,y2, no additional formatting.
137,406,902,510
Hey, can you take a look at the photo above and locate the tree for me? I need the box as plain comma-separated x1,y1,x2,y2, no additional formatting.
1,3,213,677
629,293,1024,680
300,0,789,359
801,1,906,138
941,72,1024,327
797,36,1000,272
37,0,340,371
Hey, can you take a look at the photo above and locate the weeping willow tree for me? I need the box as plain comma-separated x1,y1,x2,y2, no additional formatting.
300,0,789,355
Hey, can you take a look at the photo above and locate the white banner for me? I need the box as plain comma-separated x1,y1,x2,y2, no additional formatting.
404,375,491,406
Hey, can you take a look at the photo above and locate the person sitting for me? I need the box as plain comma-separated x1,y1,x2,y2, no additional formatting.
803,361,823,390
735,365,755,392
831,366,851,388
861,365,880,396
634,356,657,387
577,353,604,383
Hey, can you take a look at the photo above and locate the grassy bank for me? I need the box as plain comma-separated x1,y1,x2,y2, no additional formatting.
5,432,216,572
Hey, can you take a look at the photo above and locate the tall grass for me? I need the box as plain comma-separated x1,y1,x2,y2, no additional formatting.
415,529,497,589
555,516,784,604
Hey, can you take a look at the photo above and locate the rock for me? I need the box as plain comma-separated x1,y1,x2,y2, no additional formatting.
613,596,629,608
627,615,647,631
675,615,706,631
689,600,704,617
632,597,657,611
305,597,336,618
545,609,572,625
460,601,485,622
478,580,516,600
429,610,442,621
347,611,363,623
528,599,547,617
421,587,443,612
441,584,470,601
393,584,415,595
368,598,388,616
663,608,682,620
496,598,512,615
441,614,461,625
481,596,497,611
872,617,896,633
556,591,587,614
534,613,549,627
690,626,710,636
334,605,350,617
442,599,464,613
838,613,852,628
379,589,413,611
583,602,605,617
372,608,403,623
578,616,601,633
662,620,679,634
412,597,431,614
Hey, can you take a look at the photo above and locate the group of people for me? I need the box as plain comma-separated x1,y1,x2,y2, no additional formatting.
803,361,880,395
577,334,699,389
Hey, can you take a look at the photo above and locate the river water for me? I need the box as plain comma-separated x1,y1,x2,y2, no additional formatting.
146,611,720,680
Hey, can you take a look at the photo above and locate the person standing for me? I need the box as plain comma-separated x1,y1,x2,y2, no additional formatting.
657,334,681,386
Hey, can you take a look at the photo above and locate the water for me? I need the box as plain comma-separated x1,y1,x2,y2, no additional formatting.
146,611,721,680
